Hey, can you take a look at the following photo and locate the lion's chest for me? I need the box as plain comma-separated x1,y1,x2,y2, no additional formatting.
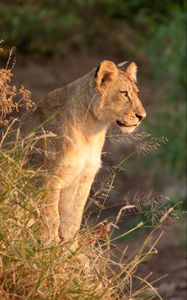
82,140,102,175
75,137,103,177
60,133,105,186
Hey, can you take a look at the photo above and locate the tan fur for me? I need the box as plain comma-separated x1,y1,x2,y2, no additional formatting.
20,60,146,243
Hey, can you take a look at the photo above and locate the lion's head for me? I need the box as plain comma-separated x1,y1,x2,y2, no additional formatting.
93,60,146,133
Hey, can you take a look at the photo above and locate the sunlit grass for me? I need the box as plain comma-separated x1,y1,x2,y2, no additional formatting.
0,120,177,300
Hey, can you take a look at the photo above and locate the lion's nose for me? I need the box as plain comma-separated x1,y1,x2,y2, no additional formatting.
135,114,145,122
135,111,146,121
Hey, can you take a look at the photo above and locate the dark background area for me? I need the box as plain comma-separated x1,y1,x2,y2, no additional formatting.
0,1,186,298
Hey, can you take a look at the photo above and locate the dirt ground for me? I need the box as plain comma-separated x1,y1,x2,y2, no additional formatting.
115,222,186,299
12,52,186,299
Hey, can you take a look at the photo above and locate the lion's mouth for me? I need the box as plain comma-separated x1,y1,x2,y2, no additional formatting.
116,120,137,128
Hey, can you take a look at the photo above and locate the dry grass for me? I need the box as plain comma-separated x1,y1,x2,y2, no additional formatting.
0,44,176,299
0,138,167,299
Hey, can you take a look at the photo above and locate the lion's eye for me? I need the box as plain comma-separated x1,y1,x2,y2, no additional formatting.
120,91,129,97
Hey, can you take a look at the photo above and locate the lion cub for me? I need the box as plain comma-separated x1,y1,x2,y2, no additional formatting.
20,60,146,243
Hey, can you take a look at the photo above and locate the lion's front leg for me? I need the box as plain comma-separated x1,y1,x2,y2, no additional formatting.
41,176,61,244
58,175,94,242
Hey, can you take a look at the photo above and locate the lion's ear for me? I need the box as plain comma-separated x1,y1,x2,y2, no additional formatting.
125,62,137,82
95,60,118,90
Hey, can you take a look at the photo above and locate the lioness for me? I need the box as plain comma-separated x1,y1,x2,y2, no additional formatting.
20,60,146,243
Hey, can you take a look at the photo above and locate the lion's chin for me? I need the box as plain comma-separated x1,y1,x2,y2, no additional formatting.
119,125,137,133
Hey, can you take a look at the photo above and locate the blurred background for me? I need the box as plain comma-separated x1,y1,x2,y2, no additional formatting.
0,0,186,298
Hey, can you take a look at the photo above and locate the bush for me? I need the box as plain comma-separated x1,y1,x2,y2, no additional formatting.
0,1,184,55
146,8,186,177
